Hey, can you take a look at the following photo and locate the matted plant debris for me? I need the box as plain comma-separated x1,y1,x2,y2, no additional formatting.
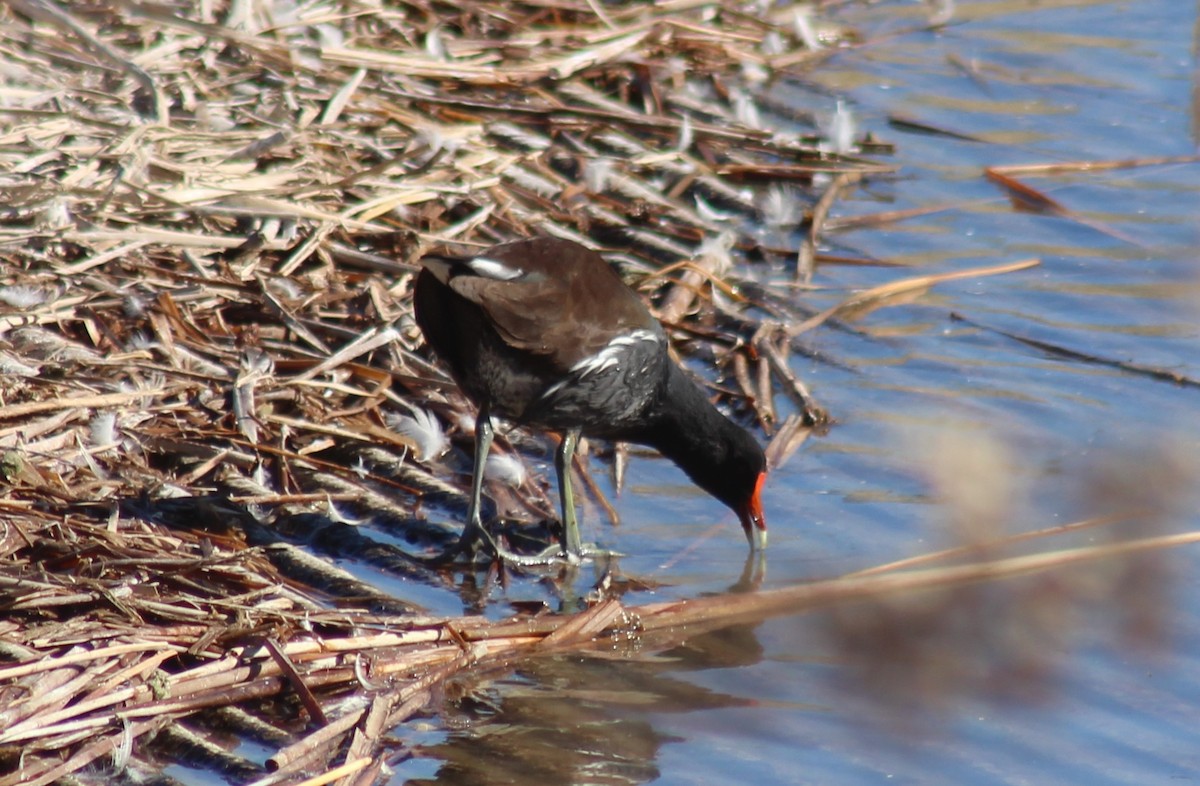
0,0,1083,783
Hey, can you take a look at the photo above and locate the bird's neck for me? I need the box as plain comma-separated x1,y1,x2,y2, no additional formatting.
639,364,744,495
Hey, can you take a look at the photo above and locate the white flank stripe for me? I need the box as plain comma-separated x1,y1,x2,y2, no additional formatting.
570,329,660,378
574,355,619,378
539,329,660,401
467,256,523,280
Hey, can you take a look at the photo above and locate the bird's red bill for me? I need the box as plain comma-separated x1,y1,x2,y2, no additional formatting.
739,470,767,546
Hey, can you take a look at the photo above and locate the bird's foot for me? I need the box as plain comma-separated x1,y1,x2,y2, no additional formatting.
422,524,580,569
421,519,503,566
520,542,624,567
425,515,622,569
464,540,623,569
576,543,623,561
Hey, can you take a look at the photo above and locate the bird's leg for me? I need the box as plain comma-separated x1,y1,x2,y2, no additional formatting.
522,430,623,565
556,428,582,559
440,407,564,567
440,406,500,561
443,419,614,568
465,408,493,549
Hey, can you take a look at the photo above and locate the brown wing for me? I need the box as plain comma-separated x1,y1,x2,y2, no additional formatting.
441,238,660,372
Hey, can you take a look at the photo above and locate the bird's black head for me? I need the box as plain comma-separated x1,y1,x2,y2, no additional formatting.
666,420,768,548
646,365,770,549
707,426,768,548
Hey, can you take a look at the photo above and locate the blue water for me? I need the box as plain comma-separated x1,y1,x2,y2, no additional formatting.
398,1,1200,783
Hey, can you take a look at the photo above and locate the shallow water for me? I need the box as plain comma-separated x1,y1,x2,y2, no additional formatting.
394,1,1200,783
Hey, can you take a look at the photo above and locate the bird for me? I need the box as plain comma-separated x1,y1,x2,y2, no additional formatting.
412,236,767,563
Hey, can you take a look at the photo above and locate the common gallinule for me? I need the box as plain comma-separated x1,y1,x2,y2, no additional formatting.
413,237,767,563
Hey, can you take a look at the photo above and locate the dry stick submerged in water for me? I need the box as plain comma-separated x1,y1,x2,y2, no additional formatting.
798,171,863,282
950,312,1200,389
788,258,1042,335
